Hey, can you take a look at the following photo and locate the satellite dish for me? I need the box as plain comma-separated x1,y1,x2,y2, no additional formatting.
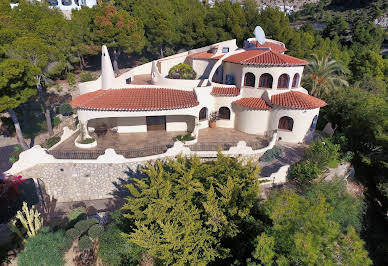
254,26,266,45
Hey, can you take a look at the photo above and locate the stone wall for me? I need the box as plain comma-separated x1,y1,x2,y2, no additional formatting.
20,162,146,203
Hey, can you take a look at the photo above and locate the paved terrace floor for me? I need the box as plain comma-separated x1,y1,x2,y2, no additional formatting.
52,128,269,157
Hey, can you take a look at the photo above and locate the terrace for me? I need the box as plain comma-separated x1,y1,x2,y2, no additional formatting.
50,128,270,159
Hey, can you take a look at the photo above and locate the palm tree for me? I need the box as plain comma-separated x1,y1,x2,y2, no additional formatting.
303,54,348,97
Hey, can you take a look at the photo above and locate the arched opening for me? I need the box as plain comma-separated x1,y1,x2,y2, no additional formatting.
277,74,290,89
199,107,208,121
219,107,230,120
244,72,255,87
278,116,294,131
310,115,318,129
259,73,273,88
292,73,300,88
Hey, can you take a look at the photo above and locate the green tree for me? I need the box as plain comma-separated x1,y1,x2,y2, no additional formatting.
0,59,38,150
5,37,64,136
122,154,261,265
305,179,366,233
92,5,145,73
119,0,174,58
322,15,349,44
250,190,372,265
350,49,386,82
204,1,247,45
303,54,348,97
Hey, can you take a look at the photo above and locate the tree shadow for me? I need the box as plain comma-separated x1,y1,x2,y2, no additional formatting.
105,165,148,211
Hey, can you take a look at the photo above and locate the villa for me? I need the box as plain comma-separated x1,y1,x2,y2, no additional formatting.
71,37,326,144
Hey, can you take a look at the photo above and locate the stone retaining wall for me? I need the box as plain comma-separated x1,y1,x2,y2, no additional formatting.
8,133,279,202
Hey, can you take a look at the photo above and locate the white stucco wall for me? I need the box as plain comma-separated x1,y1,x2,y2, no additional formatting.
269,107,320,143
234,106,270,135
166,115,195,132
213,96,239,128
223,64,304,98
191,59,216,79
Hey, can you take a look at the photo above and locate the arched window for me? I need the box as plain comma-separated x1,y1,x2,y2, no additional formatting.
292,73,300,88
277,74,290,89
219,107,230,120
310,115,318,129
278,116,294,131
259,73,273,88
199,107,208,121
244,72,255,87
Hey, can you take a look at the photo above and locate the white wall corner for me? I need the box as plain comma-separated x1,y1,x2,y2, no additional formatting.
165,141,192,156
101,45,115,90
6,146,56,175
49,126,76,150
96,148,127,163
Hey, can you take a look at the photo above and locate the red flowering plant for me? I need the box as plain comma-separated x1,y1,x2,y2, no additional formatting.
0,175,26,207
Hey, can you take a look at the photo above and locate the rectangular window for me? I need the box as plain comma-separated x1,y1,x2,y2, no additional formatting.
222,47,229,53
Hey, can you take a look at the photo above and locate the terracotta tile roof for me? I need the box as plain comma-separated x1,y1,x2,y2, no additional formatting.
71,88,199,111
211,86,240,96
187,51,215,59
233,97,272,110
187,51,224,60
271,91,327,109
224,49,308,66
249,41,288,53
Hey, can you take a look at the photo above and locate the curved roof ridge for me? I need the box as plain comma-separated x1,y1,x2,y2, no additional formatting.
270,91,326,109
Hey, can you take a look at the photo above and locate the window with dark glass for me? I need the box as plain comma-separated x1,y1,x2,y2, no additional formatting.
244,72,255,87
199,107,208,120
222,47,229,53
219,107,230,120
61,0,72,6
292,73,300,88
259,73,273,88
225,74,235,85
277,74,289,89
278,116,294,131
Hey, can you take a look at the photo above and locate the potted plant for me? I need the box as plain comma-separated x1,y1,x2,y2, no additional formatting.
208,112,218,128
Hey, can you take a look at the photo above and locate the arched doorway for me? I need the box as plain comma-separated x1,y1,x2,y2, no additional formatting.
277,74,290,89
199,107,208,121
259,73,273,88
244,72,255,87
219,107,231,120
278,116,294,131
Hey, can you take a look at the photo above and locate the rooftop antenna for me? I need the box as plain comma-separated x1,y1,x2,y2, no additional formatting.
254,26,266,46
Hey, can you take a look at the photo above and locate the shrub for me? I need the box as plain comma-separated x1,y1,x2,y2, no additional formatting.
288,160,321,185
46,136,61,149
88,224,104,239
9,144,22,163
65,228,80,240
58,103,73,116
176,133,195,142
17,229,68,266
98,224,143,266
79,72,96,82
168,63,196,79
78,235,92,251
86,218,98,227
53,116,61,128
259,146,282,162
303,138,340,170
66,72,76,86
67,207,86,226
74,220,91,234
79,138,95,144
